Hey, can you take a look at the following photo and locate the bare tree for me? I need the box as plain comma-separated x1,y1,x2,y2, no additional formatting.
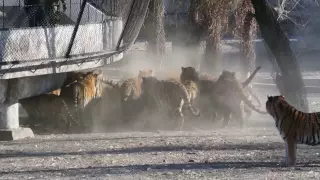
233,0,257,80
196,0,236,75
251,0,309,112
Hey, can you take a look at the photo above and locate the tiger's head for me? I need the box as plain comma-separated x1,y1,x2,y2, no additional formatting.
138,69,154,79
266,95,285,118
180,66,199,83
64,71,87,86
83,70,105,99
220,70,237,81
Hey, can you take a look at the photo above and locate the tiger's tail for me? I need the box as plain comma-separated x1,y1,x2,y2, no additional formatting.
102,78,122,89
61,99,78,131
245,86,261,107
241,66,261,88
241,94,268,115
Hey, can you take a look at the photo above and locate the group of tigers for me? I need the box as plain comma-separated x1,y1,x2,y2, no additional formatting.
19,70,105,133
19,65,268,133
17,65,320,167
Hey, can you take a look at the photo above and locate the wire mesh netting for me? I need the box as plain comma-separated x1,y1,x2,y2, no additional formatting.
0,0,150,76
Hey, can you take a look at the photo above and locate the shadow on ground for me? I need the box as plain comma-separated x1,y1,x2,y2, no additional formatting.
0,142,284,158
1,161,319,176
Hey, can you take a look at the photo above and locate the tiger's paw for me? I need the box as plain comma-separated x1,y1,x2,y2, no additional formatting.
283,158,296,167
196,112,201,118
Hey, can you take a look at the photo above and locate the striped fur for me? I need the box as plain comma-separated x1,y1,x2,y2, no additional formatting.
212,68,267,127
46,71,89,96
266,95,320,167
180,66,262,125
59,71,104,129
141,76,200,130
19,94,77,133
102,69,154,123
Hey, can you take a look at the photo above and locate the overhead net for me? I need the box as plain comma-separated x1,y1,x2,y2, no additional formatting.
0,0,150,76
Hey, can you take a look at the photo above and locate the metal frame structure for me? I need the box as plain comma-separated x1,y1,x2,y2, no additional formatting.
0,0,134,77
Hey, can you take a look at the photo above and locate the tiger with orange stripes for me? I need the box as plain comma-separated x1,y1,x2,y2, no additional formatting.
180,66,263,126
140,76,200,130
102,69,155,124
266,95,320,167
47,71,89,96
211,69,267,127
59,70,105,131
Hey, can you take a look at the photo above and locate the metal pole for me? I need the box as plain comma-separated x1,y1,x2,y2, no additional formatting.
64,0,88,58
2,0,4,29
115,0,137,51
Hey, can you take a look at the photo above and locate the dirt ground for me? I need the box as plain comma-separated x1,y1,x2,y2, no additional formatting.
1,125,320,180
2,88,320,180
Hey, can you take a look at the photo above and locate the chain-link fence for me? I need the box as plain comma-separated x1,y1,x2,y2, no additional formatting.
0,0,150,77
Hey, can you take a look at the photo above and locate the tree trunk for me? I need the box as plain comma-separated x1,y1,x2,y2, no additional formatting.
251,0,309,112
239,12,257,80
202,36,221,75
201,17,223,75
185,0,203,69
145,0,166,67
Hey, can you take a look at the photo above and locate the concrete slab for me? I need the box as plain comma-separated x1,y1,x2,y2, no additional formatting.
0,127,34,141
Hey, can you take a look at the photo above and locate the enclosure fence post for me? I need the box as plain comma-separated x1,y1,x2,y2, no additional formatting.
65,0,88,58
115,0,136,51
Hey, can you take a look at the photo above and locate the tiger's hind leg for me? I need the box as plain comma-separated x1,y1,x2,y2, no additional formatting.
221,111,231,128
172,101,185,131
233,105,245,128
284,138,297,167
243,103,252,120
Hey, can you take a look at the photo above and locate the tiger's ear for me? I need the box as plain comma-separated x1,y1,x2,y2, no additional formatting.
280,95,285,99
267,95,272,101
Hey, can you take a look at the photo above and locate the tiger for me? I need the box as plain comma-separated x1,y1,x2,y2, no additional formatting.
102,69,155,124
211,69,268,128
59,70,105,131
140,76,200,130
46,71,89,96
19,94,77,133
266,95,320,167
180,66,262,125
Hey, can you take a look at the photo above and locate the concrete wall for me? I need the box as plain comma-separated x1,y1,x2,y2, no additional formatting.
0,73,66,104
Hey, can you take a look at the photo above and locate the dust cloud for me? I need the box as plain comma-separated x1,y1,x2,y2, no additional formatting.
88,41,268,134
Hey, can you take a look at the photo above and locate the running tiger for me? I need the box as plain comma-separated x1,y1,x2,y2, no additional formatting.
141,76,200,130
211,68,267,127
180,66,262,125
266,95,320,167
103,69,154,123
